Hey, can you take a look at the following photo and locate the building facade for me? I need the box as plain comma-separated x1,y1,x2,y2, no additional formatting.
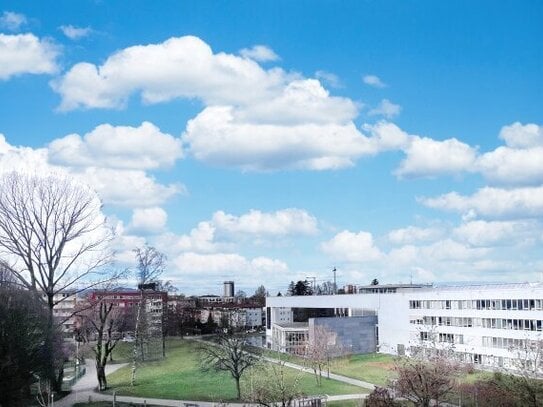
266,282,543,374
48,290,80,340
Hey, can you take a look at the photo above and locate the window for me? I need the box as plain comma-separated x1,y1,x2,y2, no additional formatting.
410,300,422,309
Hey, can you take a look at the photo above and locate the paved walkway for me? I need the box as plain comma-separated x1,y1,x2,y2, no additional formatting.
55,359,127,407
262,356,375,391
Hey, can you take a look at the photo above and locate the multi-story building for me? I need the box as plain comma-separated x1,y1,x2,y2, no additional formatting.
200,303,263,329
266,282,543,374
48,290,80,340
89,287,168,335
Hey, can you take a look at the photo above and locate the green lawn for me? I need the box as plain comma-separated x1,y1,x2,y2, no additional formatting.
330,353,396,386
248,345,396,387
248,344,308,365
106,338,366,402
326,399,365,407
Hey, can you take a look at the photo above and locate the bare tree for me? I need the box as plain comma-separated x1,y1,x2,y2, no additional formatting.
365,387,399,407
76,287,134,391
199,332,260,400
391,354,461,407
389,325,462,407
245,360,305,407
0,172,113,391
305,324,342,386
130,245,166,386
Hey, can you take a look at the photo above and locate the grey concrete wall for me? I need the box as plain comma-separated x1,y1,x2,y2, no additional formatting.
309,315,377,356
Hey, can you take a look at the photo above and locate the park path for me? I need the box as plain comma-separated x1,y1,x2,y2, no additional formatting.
261,356,376,391
55,359,127,407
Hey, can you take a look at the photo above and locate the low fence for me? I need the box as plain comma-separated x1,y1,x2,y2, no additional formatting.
61,360,86,391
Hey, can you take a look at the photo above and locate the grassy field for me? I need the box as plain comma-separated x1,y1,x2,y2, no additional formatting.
326,399,365,407
247,343,396,387
331,353,396,386
106,338,366,402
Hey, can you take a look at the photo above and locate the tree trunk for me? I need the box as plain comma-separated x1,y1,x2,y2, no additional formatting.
96,365,107,391
131,289,144,386
235,376,241,400
46,303,64,393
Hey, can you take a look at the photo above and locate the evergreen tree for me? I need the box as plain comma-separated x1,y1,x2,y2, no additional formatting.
293,280,312,296
287,281,296,296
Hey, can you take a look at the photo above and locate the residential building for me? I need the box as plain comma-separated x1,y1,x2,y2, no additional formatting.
199,303,263,329
48,290,80,340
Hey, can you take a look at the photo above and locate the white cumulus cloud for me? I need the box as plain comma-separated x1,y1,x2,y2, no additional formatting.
0,33,59,80
172,252,288,279
499,122,543,149
421,186,543,219
453,220,540,247
79,167,184,208
321,230,383,263
129,207,168,234
395,136,477,178
48,121,183,170
0,11,27,31
239,44,279,62
474,123,543,186
368,99,401,118
59,25,92,40
52,35,287,110
388,226,443,245
212,208,318,237
183,105,371,171
315,70,342,88
363,74,386,88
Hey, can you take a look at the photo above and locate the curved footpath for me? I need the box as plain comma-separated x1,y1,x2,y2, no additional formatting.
56,356,369,406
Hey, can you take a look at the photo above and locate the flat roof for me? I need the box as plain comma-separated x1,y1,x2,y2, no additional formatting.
273,322,309,329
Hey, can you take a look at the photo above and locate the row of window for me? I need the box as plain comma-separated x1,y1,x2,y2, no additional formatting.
419,331,464,344
482,336,541,350
410,315,543,331
409,298,543,311
481,318,543,331
411,316,475,327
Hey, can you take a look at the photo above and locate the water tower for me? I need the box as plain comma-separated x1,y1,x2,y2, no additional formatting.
223,281,235,297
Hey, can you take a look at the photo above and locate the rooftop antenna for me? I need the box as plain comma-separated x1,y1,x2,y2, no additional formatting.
410,270,413,285
333,267,337,295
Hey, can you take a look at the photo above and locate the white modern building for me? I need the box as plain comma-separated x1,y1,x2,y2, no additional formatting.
266,282,543,373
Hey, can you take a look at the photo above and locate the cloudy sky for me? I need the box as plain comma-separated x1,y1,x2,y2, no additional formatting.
1,1,542,294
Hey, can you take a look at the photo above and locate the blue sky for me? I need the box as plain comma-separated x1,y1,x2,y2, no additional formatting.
0,1,542,294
